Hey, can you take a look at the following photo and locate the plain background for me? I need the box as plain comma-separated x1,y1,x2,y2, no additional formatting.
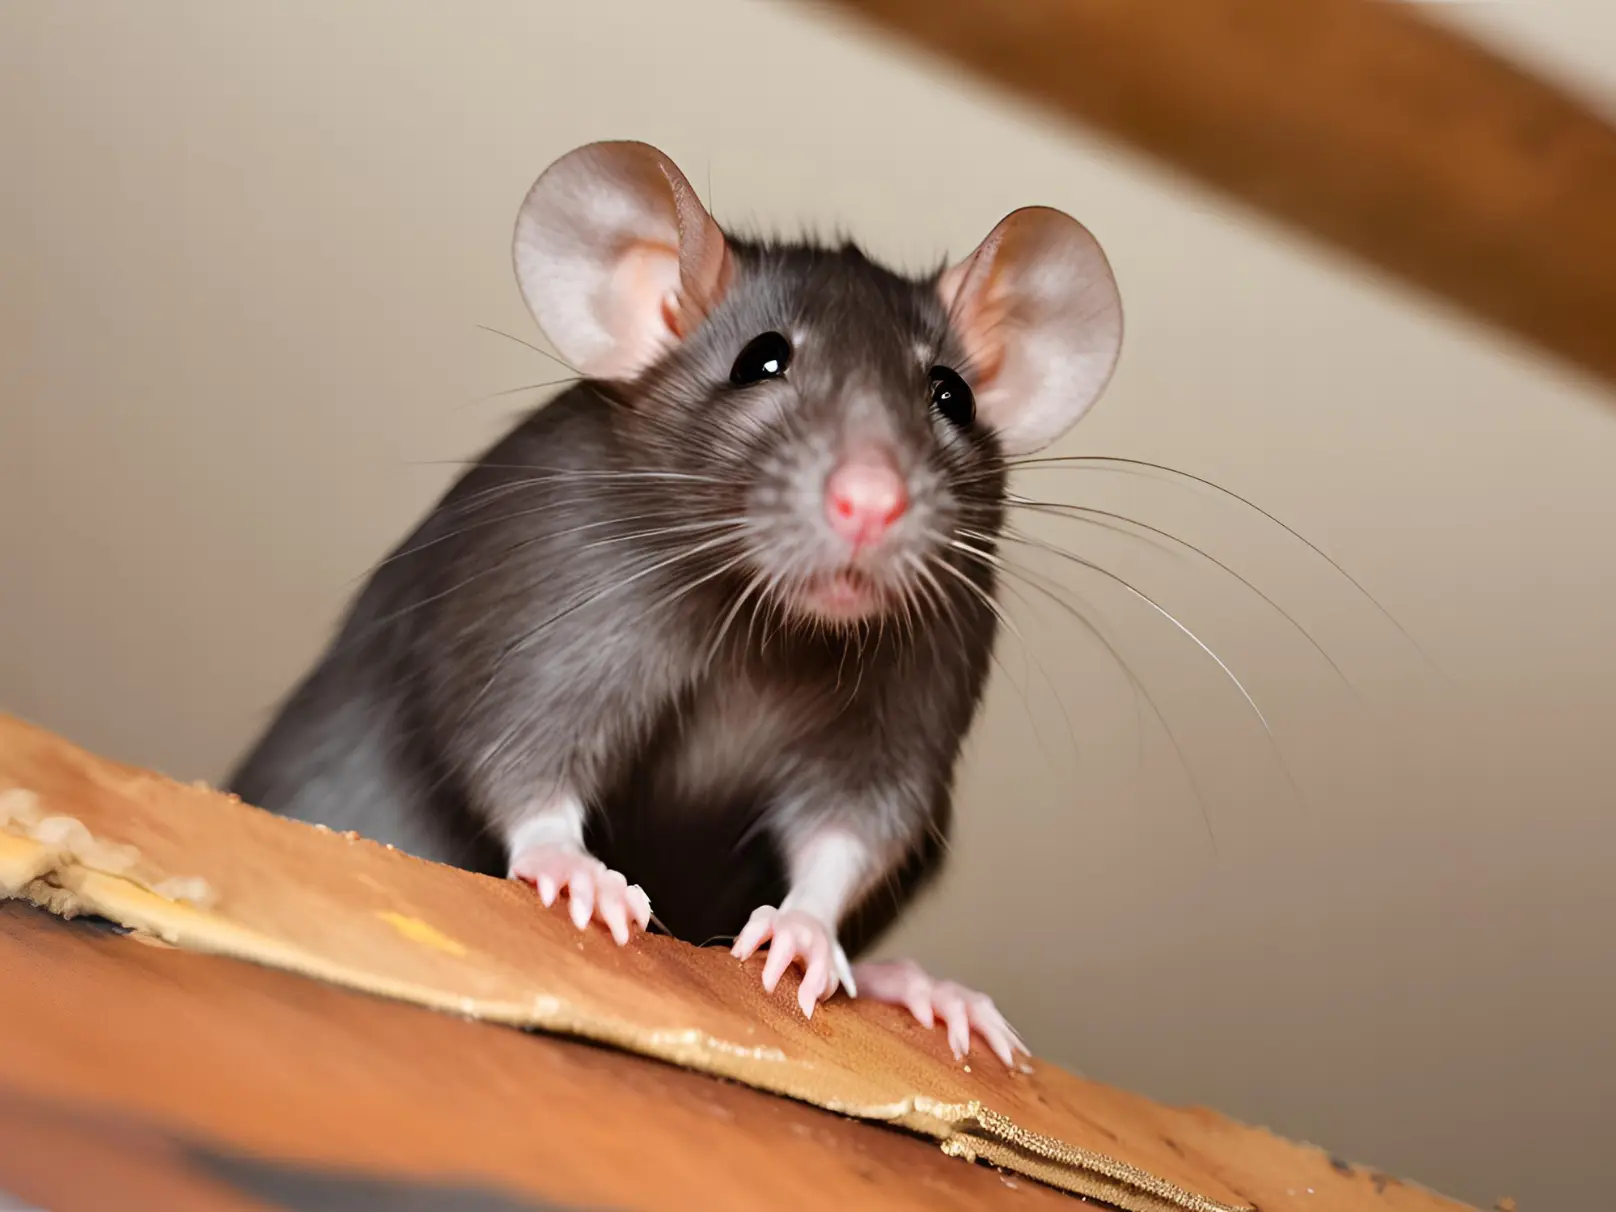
3,2,1613,1207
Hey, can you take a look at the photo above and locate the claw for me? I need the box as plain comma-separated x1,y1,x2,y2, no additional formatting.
626,884,653,931
761,929,796,994
567,867,595,931
732,906,851,1018
851,959,1029,1067
599,889,629,946
833,942,858,998
509,845,649,947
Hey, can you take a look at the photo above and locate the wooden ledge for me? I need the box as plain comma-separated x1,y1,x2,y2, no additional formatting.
0,714,1475,1211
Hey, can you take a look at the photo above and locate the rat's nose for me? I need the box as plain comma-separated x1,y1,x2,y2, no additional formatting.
825,451,908,547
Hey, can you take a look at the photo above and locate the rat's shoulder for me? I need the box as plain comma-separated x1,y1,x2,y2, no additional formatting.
475,380,622,471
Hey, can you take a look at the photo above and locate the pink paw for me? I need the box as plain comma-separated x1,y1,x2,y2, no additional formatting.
509,845,650,946
731,906,856,1019
851,959,1029,1067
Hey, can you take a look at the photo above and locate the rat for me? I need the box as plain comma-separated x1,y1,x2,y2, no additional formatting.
227,140,1123,1066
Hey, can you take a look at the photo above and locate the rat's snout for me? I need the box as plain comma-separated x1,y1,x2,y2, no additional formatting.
824,448,908,548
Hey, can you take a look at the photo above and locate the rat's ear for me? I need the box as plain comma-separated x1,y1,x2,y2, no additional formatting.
938,206,1122,455
513,141,733,380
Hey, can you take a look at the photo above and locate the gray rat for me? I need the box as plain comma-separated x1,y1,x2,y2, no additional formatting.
227,140,1123,1065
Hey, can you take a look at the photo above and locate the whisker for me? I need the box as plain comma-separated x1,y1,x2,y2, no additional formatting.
360,508,697,583
352,517,747,646
478,546,756,782
835,621,870,703
1003,454,1442,679
891,565,920,649
922,549,1022,643
465,376,585,406
426,479,727,527
746,559,788,654
392,471,729,530
920,550,1076,772
1005,499,1361,700
944,541,1086,772
630,546,757,625
703,564,769,670
410,463,726,485
502,532,746,660
954,531,1280,753
475,324,580,376
469,536,752,756
903,552,968,653
575,518,750,556
946,543,1220,848
403,472,733,533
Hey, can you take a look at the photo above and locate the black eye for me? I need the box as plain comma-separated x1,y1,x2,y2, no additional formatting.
730,331,792,385
929,365,975,429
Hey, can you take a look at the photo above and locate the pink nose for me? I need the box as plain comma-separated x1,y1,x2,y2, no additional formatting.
824,453,908,547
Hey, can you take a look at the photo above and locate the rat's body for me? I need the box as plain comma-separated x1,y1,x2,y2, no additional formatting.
229,142,1122,1063
231,328,996,954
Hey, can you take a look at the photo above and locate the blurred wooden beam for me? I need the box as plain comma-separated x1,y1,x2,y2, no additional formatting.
817,0,1616,394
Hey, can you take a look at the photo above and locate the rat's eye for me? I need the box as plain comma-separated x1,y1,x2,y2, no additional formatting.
929,365,974,429
730,332,792,385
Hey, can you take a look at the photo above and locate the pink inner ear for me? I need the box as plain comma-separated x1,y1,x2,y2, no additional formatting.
938,255,1010,385
602,240,682,374
936,205,1123,453
513,140,734,382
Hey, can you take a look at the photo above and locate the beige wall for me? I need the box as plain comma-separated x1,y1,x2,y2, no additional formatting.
4,2,1613,1207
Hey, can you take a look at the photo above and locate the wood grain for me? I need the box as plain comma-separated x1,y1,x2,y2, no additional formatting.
816,0,1616,393
0,903,1481,1212
0,903,1081,1212
0,714,1481,1211
0,711,1250,1212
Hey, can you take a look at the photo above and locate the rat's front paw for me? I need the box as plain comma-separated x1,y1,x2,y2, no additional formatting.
731,905,856,1018
851,959,1029,1066
509,845,651,945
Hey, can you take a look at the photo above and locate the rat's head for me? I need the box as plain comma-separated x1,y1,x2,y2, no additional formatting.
513,141,1122,629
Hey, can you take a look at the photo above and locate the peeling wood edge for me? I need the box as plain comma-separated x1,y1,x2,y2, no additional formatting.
0,828,1245,1212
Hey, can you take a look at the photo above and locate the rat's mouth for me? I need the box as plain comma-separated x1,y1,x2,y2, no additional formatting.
794,568,885,623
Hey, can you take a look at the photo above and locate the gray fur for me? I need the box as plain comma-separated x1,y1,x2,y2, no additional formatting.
228,236,1006,956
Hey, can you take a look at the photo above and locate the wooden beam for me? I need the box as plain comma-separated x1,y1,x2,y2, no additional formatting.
817,0,1616,394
